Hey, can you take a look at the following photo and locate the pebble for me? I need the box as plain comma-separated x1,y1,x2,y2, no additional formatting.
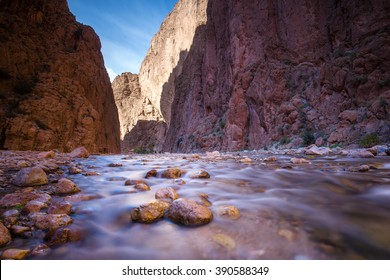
131,200,171,223
23,200,47,214
174,179,186,185
12,167,48,187
45,226,85,246
212,233,236,250
0,192,51,208
10,225,31,236
30,244,51,257
53,178,80,195
239,157,252,163
2,249,30,260
189,170,210,179
16,160,32,169
107,176,127,181
38,150,55,159
264,156,277,162
48,201,73,215
168,198,213,226
155,187,179,201
124,179,147,186
278,229,295,241
108,163,123,167
145,169,158,178
69,147,90,158
69,166,82,174
290,157,310,164
134,183,151,191
350,150,375,158
0,222,11,246
83,171,100,176
161,168,182,179
30,213,73,230
217,205,240,220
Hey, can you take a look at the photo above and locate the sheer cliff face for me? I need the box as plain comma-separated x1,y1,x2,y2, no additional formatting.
112,73,165,152
162,0,390,152
0,0,120,153
139,0,208,126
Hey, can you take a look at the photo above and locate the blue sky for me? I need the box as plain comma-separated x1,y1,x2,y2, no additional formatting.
67,0,178,81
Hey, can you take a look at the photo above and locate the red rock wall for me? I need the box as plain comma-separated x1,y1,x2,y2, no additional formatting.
0,0,120,153
163,0,390,152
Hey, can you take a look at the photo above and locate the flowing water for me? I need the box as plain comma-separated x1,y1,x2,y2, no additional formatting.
24,152,390,259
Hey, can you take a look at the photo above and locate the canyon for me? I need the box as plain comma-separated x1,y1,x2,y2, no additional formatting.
0,0,120,153
114,0,390,152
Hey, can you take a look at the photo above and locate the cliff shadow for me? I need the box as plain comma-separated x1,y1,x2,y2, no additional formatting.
122,120,167,153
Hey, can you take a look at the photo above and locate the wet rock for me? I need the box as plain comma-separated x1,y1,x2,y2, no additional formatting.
358,165,370,172
0,192,51,208
350,150,375,158
68,166,82,174
64,193,101,203
206,151,220,157
108,163,123,167
10,225,31,236
17,160,32,169
134,183,151,191
174,179,186,185
161,168,182,179
168,198,213,226
278,229,295,241
155,187,179,201
12,167,48,187
217,205,240,220
83,171,100,176
305,145,331,156
212,233,236,250
48,201,72,215
53,178,80,195
264,156,277,162
69,147,90,158
145,169,158,178
107,176,127,181
2,249,30,260
124,179,147,186
23,200,46,214
30,213,72,230
189,170,210,179
197,193,212,207
38,161,59,172
290,157,310,164
131,200,171,223
38,151,55,159
0,222,11,246
239,157,252,163
30,244,51,257
45,226,85,246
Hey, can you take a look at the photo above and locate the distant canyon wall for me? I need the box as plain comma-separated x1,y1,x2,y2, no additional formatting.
116,0,390,152
0,0,120,153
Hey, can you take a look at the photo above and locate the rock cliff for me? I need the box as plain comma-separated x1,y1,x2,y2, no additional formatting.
112,72,165,151
0,0,120,153
162,0,390,152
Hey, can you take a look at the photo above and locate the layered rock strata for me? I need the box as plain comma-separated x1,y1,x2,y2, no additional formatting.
0,0,120,153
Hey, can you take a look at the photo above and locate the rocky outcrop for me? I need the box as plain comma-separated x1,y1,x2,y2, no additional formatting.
162,0,390,152
0,0,120,153
112,72,165,151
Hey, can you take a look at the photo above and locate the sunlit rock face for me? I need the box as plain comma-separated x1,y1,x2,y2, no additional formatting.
113,0,208,152
163,0,390,152
0,0,120,153
112,72,165,152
